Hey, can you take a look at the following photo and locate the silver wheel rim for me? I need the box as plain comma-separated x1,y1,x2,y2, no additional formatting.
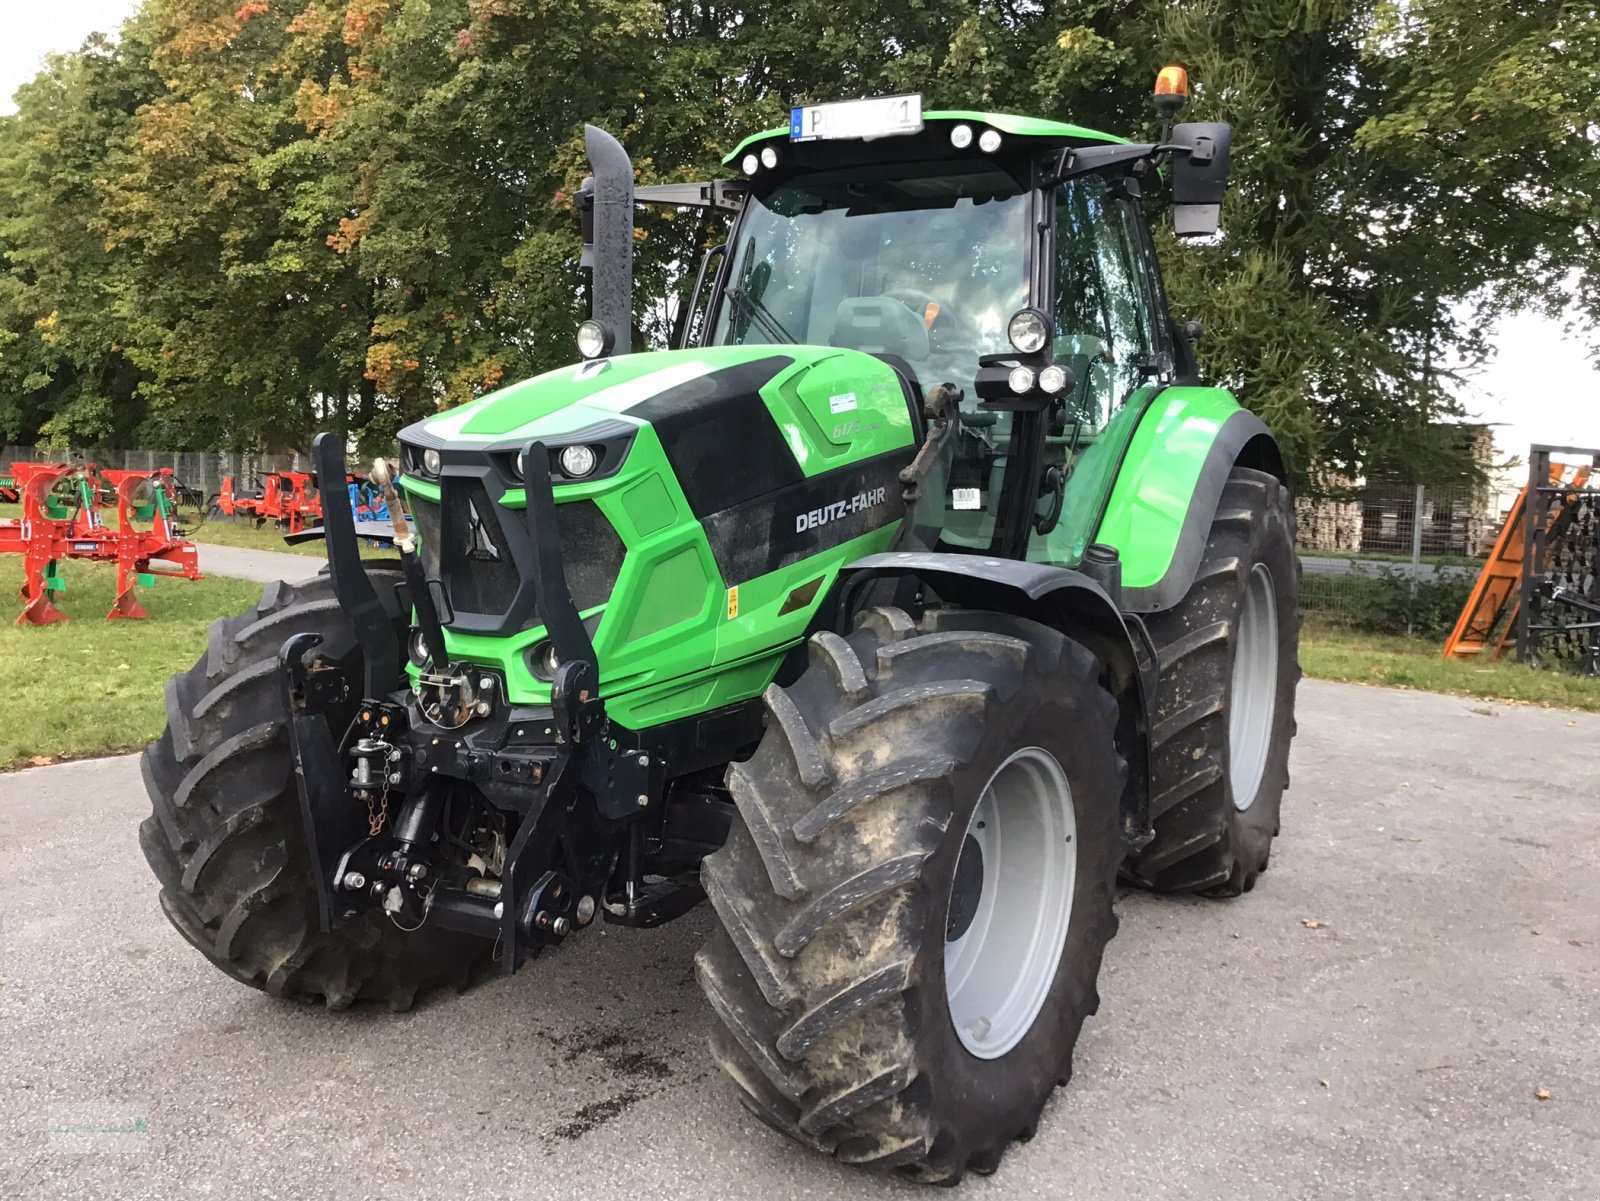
1229,562,1279,812
944,747,1077,1060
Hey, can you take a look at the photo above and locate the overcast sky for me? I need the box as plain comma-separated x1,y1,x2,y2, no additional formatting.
4,1,1599,472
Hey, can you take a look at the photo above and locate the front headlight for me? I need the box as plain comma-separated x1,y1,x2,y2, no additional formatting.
422,447,442,477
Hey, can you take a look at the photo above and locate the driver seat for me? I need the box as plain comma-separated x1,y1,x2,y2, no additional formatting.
831,296,931,361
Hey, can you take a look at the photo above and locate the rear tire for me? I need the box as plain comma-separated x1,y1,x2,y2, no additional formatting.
695,606,1125,1183
1127,467,1301,895
139,573,496,1010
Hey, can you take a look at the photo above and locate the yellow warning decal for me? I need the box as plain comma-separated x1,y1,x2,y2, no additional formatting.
726,586,740,619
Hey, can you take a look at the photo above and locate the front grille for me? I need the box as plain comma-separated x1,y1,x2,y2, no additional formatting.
439,478,521,616
556,498,626,611
408,476,626,633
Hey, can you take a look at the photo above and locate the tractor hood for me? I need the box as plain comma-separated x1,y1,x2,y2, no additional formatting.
402,345,860,450
393,343,921,716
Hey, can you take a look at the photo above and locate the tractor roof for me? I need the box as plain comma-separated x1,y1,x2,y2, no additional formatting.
722,109,1126,166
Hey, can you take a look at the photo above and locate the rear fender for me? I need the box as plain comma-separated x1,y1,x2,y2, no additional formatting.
837,552,1155,853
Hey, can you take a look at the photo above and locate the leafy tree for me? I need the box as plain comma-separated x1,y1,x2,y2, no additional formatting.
0,0,1593,478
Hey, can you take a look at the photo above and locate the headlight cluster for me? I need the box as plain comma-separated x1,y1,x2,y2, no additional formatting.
948,124,1003,153
741,145,781,176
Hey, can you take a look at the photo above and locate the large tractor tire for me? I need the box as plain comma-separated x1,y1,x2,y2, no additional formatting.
139,572,495,1010
1127,466,1301,895
695,606,1125,1183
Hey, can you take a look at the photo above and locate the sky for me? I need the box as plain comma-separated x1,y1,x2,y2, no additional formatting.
3,2,1599,476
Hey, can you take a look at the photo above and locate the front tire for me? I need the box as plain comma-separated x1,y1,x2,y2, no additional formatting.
695,606,1125,1182
139,573,496,1010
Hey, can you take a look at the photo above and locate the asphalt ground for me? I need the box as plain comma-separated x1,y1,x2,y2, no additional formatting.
2,679,1597,1200
191,543,321,584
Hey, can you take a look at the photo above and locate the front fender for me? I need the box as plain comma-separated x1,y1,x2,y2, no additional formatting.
1093,387,1286,613
838,551,1155,852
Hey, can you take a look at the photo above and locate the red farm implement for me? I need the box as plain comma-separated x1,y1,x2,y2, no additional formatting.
0,461,202,624
214,469,324,534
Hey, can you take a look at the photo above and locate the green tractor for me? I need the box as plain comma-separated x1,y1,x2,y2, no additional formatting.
141,76,1299,1183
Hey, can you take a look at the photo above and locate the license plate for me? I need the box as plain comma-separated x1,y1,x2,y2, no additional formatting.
790,95,924,143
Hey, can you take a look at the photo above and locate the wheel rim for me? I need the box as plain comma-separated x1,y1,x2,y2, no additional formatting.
944,747,1077,1060
1229,562,1279,811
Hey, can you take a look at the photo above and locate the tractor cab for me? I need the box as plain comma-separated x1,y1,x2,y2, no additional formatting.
584,90,1231,570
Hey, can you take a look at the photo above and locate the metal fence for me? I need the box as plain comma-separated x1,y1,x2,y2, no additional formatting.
1295,478,1492,637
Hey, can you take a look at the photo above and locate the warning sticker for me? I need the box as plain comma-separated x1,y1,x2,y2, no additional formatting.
726,586,740,619
828,392,858,414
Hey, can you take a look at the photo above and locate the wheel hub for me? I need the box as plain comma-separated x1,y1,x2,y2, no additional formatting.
943,747,1077,1060
1229,562,1279,811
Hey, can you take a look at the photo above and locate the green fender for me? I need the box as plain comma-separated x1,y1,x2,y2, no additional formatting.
1091,386,1286,613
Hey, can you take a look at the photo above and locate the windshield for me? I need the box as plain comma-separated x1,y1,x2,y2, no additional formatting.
710,162,1030,401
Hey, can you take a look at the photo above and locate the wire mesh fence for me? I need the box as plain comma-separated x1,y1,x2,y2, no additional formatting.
1295,476,1492,638
0,444,314,510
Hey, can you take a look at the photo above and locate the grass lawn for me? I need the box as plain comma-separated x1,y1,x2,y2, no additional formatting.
0,558,261,768
1301,618,1600,712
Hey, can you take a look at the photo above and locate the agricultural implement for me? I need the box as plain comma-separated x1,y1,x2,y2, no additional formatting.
214,469,322,533
214,468,389,534
0,461,202,623
1445,444,1600,674
141,73,1301,1182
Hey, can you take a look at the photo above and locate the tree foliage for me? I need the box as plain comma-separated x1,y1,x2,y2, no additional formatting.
0,0,1595,471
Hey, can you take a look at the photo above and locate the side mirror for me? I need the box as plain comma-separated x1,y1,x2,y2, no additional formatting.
1169,122,1231,237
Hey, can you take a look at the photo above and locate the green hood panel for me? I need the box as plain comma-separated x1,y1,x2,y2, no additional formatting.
412,344,914,468
399,344,919,722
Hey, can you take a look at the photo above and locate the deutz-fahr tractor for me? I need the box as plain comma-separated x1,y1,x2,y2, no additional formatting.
141,71,1299,1183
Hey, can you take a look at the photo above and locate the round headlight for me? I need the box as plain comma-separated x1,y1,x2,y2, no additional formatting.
529,640,561,682
1007,366,1036,394
760,145,778,169
1039,364,1070,394
978,129,1003,153
576,319,612,360
422,447,442,477
558,444,598,478
741,153,760,176
1007,308,1049,355
950,124,974,149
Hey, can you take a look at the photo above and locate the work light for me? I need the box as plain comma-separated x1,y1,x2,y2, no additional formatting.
760,146,778,169
1039,364,1070,394
576,319,613,360
1007,366,1035,394
978,129,1002,153
950,124,973,149
1007,308,1049,355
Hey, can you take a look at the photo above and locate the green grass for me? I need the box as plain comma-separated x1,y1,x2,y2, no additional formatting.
1302,618,1600,712
0,558,261,768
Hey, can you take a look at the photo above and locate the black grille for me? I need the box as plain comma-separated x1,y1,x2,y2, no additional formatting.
409,478,626,632
439,478,521,616
411,494,443,578
556,499,627,611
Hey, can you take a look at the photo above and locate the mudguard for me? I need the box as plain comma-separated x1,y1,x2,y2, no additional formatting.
1092,387,1286,613
838,551,1155,850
